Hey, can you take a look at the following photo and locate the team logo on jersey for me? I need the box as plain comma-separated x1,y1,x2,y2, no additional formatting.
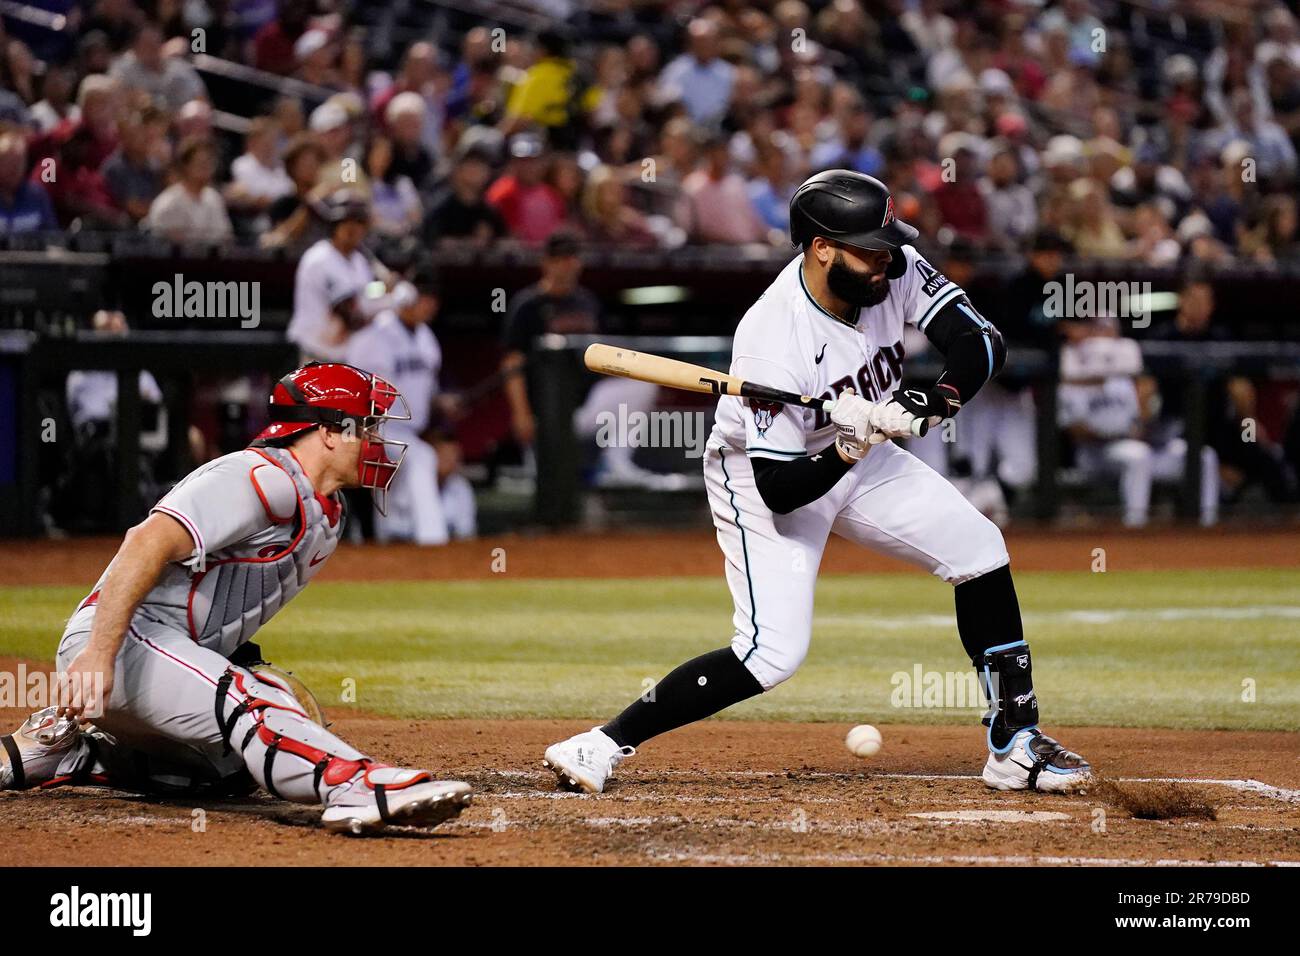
882,195,895,228
749,398,782,437
915,260,950,298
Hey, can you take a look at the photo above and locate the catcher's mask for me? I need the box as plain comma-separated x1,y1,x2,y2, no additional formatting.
252,362,410,515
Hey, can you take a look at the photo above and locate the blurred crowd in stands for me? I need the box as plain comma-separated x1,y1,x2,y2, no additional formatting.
1,0,1299,265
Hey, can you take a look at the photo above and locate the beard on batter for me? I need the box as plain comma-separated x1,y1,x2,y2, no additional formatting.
828,251,891,307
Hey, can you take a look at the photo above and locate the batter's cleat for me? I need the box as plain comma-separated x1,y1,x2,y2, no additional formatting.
321,767,472,835
982,729,1092,793
542,727,634,794
0,706,90,790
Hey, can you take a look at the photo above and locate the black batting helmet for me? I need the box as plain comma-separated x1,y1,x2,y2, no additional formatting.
311,187,371,225
789,170,918,251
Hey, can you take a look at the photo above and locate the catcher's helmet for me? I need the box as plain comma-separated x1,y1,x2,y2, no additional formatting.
789,170,918,251
311,187,371,225
252,363,411,514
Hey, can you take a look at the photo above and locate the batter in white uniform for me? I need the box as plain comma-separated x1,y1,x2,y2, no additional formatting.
0,364,472,834
543,172,1092,795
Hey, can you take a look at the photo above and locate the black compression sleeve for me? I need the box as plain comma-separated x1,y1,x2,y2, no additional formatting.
923,296,1007,404
750,448,854,515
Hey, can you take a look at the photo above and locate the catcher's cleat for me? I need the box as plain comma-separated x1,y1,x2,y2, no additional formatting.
0,706,103,790
543,727,634,794
320,766,472,835
982,729,1091,793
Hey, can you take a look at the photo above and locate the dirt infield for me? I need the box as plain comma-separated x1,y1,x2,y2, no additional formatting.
3,701,1297,866
4,527,1297,865
4,525,1300,586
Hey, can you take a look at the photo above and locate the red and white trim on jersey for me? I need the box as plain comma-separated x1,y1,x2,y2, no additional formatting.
153,505,205,559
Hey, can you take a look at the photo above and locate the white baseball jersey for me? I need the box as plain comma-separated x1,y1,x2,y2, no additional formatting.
711,247,970,460
1057,337,1145,440
344,313,449,545
702,248,1008,692
71,445,345,659
288,239,375,362
344,312,442,434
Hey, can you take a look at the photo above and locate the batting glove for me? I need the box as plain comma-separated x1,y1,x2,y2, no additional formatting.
830,387,874,460
866,399,920,442
890,384,961,427
391,281,418,310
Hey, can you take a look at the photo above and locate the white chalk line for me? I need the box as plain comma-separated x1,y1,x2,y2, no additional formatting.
818,604,1300,630
476,768,1300,805
641,847,1299,867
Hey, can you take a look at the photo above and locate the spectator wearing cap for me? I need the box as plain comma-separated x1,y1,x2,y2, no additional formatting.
385,92,434,192
423,146,504,243
293,28,337,88
503,31,580,149
500,231,599,447
102,105,169,223
1036,0,1105,70
681,132,767,245
252,0,312,75
979,141,1036,249
0,132,56,234
372,42,445,160
365,134,422,237
109,22,207,111
486,132,566,244
143,137,233,242
657,19,735,127
500,231,671,487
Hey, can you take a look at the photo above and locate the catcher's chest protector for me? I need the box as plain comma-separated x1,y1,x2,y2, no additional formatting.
187,446,344,657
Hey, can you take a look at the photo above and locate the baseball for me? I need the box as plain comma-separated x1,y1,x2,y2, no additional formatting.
845,724,883,758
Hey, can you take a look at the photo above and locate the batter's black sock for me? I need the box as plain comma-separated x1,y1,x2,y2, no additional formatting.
954,564,1024,750
601,647,764,749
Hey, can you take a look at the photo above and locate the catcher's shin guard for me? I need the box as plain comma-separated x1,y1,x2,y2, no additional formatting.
214,666,367,804
978,640,1039,753
0,706,111,790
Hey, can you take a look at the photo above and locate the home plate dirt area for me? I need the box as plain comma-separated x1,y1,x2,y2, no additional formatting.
3,715,1297,866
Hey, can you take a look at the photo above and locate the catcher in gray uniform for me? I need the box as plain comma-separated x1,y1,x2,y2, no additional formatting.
0,363,472,834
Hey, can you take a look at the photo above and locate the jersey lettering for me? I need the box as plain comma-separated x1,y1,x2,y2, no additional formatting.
814,341,906,430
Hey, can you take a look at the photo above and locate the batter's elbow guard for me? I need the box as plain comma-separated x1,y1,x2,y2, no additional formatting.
988,324,1007,380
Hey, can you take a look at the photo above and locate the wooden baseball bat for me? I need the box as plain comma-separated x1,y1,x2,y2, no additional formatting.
583,343,927,437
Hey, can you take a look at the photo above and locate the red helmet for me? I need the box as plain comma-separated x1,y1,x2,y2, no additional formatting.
252,363,411,514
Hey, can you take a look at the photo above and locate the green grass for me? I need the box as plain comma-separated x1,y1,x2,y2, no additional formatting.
2,568,1296,730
